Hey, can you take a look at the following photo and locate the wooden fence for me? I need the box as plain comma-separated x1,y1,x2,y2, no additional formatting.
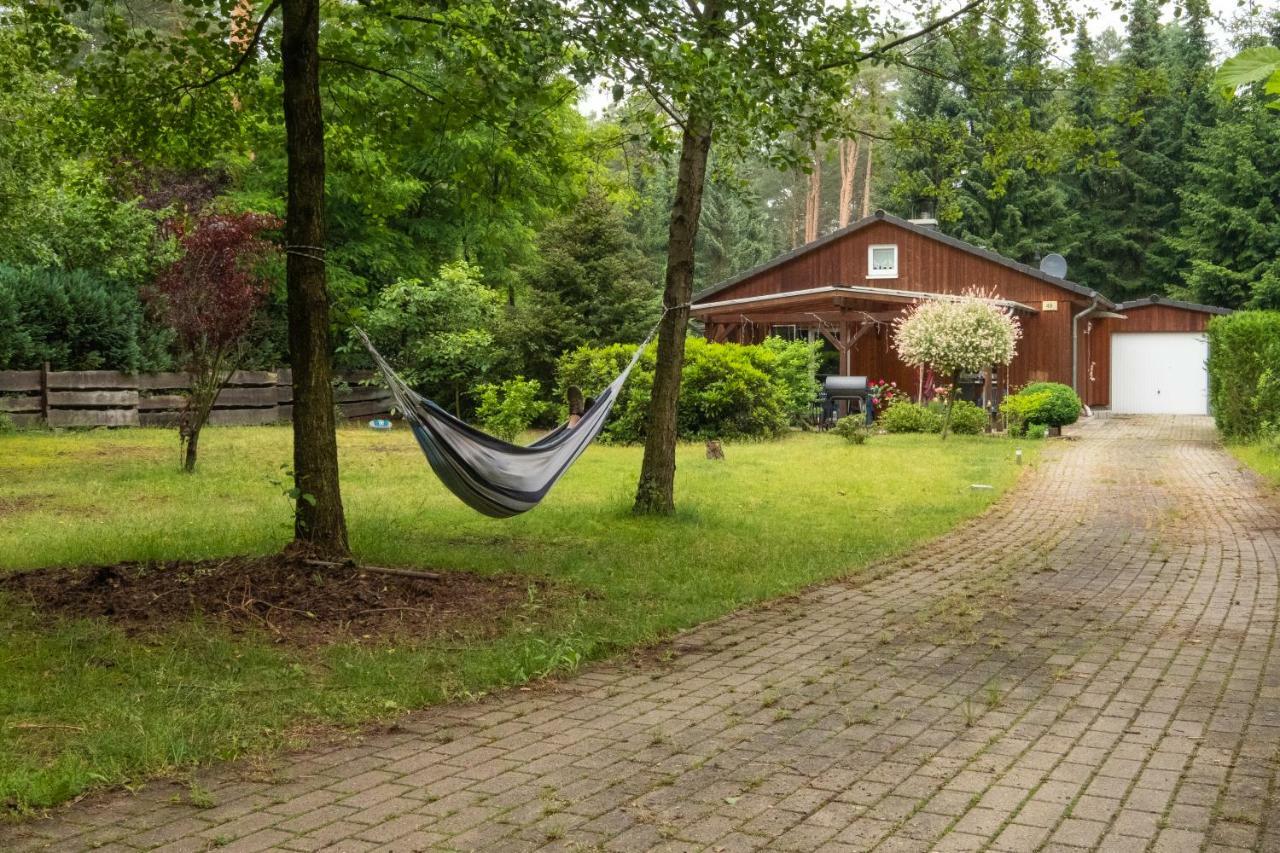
0,367,393,429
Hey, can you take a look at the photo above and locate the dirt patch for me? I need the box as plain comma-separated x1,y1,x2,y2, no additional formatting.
0,496,48,516
0,555,553,648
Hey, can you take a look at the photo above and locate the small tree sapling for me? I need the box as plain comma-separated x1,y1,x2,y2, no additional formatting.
893,290,1022,439
148,212,280,471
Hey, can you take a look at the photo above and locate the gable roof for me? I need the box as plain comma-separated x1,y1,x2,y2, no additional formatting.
1116,295,1231,316
693,210,1116,309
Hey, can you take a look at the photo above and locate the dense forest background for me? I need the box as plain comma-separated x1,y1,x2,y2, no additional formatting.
1,0,1277,409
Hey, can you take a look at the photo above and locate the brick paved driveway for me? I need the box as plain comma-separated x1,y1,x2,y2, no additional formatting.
5,416,1279,852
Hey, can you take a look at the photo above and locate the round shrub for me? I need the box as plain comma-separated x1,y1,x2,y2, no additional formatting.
1002,382,1081,431
947,400,989,435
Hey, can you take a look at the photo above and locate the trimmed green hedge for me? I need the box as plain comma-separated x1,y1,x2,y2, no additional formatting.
555,336,819,443
1206,311,1280,439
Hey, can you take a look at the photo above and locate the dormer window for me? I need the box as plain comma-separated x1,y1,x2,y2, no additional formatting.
868,244,898,279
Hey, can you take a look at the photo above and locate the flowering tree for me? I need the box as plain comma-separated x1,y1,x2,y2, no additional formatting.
148,212,280,471
893,290,1022,439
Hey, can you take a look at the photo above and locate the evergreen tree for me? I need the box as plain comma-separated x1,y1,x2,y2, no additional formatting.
504,187,660,384
889,20,969,222
1063,22,1119,290
1150,0,1217,288
1170,82,1280,308
967,0,1074,263
1090,0,1174,299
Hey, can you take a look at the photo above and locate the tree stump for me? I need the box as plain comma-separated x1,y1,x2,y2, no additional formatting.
705,439,724,460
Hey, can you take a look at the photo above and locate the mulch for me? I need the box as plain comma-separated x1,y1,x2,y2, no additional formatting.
0,552,549,648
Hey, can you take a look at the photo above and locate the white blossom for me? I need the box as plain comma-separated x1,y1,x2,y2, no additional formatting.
893,288,1022,377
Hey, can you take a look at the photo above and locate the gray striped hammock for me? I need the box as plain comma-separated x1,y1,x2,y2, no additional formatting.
356,326,655,518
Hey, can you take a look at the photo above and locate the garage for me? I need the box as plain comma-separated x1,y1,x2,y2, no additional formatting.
1110,332,1209,414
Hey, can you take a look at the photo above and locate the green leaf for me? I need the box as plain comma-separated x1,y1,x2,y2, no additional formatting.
1214,46,1280,99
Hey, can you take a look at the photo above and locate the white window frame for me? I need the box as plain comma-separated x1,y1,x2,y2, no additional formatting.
868,244,899,279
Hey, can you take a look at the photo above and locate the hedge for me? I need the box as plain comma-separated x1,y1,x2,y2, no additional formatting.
1206,311,1280,439
555,336,819,443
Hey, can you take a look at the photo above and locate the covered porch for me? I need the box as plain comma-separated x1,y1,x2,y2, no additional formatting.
692,285,1040,404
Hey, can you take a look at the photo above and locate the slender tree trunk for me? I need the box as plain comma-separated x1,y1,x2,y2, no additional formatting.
940,369,960,440
838,138,858,228
184,427,201,472
282,0,348,555
804,143,821,243
633,112,713,515
860,138,874,218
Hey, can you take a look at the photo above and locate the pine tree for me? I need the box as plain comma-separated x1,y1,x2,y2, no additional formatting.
888,18,970,222
1090,0,1174,299
1063,23,1119,290
1150,0,1217,289
1169,82,1280,308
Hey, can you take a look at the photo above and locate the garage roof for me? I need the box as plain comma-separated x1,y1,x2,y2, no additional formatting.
1116,295,1232,315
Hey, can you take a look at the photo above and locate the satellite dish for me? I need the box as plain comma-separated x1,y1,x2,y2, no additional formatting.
1040,253,1068,279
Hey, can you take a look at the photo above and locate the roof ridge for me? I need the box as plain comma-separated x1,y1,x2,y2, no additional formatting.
692,210,1114,309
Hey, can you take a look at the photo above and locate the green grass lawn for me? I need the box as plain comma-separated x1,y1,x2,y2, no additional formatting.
0,425,1036,813
1227,440,1280,487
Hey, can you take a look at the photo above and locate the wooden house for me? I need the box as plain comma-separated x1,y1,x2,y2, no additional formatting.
690,211,1229,414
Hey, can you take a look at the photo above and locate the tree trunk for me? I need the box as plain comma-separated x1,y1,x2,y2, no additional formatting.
633,112,713,516
838,137,858,228
183,425,200,472
860,138,874,218
282,0,348,556
804,143,821,244
940,369,960,440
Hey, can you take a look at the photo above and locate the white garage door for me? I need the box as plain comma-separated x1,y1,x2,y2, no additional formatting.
1111,332,1209,414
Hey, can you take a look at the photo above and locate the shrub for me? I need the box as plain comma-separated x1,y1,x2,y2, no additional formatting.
476,377,549,442
555,338,798,443
879,401,942,433
1001,382,1081,433
1206,311,1280,438
1026,423,1049,440
947,400,989,435
0,411,14,434
0,265,168,371
832,416,871,444
759,336,822,424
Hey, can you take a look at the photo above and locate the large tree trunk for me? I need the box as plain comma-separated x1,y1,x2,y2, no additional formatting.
838,137,859,228
860,138,874,218
282,0,348,555
804,143,821,243
633,112,713,516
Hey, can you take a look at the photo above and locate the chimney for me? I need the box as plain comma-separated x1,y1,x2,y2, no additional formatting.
908,218,939,230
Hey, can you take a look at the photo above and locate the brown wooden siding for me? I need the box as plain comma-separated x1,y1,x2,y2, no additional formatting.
704,220,1095,402
1085,305,1215,409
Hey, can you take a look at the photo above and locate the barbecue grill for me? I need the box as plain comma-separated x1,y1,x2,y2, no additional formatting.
816,375,873,428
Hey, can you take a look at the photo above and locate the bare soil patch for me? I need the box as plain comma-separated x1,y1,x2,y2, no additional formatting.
0,554,551,648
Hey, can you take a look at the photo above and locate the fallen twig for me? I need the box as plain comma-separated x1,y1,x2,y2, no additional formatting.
302,558,443,581
9,722,86,732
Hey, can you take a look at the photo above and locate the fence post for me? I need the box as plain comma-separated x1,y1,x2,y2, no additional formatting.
40,361,50,426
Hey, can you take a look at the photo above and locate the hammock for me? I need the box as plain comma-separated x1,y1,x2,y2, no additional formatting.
355,323,658,518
